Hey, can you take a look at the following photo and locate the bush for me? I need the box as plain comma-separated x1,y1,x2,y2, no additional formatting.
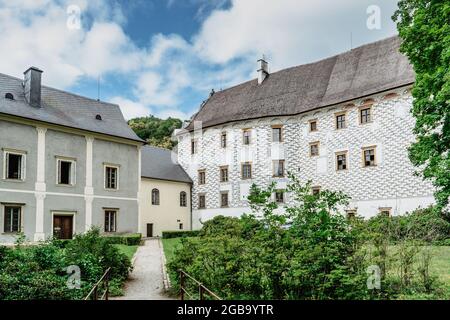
102,233,142,246
162,230,200,239
366,207,450,243
0,227,133,300
168,173,446,300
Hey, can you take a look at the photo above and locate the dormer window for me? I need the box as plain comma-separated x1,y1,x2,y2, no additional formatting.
5,93,14,100
95,114,102,120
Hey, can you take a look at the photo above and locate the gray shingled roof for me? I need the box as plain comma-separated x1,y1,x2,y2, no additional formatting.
0,72,144,143
141,145,192,183
187,36,414,130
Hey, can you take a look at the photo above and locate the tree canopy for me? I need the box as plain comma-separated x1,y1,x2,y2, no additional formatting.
128,116,183,149
393,1,450,213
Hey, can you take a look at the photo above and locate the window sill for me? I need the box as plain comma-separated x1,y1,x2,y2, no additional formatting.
2,179,25,183
56,184,76,188
104,188,119,192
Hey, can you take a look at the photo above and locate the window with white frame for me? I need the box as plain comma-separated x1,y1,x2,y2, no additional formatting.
241,162,252,179
3,150,26,180
336,151,348,171
272,126,282,142
56,157,76,185
104,209,117,232
3,205,21,233
152,189,160,205
104,165,119,190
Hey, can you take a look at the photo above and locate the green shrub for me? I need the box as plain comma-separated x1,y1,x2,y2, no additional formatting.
168,173,446,300
0,228,133,300
366,207,450,243
102,233,142,246
162,230,200,239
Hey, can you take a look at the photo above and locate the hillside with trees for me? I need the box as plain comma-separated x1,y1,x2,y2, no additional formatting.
128,116,183,149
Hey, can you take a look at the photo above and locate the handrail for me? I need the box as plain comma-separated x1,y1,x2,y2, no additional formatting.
84,267,111,300
179,269,222,300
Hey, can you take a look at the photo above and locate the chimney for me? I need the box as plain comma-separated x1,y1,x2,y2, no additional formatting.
23,67,43,108
257,56,269,84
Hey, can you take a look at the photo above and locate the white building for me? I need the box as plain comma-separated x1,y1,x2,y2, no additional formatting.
176,36,435,229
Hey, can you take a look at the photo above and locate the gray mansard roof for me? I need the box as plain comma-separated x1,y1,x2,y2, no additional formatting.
141,145,192,184
187,36,414,130
0,72,144,143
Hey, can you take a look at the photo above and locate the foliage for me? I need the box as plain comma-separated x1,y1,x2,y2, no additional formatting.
128,116,182,149
364,206,450,243
162,230,200,239
0,228,133,300
102,233,142,246
393,1,450,212
168,173,447,300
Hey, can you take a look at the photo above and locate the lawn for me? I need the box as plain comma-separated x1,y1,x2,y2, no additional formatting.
114,244,138,261
162,238,184,263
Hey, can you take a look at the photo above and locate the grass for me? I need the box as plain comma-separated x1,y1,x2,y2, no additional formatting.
162,238,184,263
114,244,138,261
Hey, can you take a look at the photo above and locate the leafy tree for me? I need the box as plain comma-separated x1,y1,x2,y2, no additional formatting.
128,116,182,149
393,1,450,213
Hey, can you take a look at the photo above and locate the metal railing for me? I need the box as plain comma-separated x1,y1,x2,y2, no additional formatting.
84,267,111,300
179,269,222,300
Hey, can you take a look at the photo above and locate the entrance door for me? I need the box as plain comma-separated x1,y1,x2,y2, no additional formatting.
53,215,73,239
146,223,153,237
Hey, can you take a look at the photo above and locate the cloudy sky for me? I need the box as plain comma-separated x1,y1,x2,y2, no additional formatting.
0,0,399,120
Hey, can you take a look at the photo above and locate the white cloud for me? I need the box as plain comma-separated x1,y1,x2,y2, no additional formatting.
110,97,150,120
194,0,398,71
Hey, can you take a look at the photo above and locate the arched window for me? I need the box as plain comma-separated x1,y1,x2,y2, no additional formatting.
152,188,160,205
180,191,187,207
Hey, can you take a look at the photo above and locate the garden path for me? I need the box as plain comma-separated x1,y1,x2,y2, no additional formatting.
112,238,174,300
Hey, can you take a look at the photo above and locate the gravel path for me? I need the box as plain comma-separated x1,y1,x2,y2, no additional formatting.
113,238,174,300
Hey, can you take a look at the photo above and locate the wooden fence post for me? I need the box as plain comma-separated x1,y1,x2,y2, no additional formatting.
180,270,185,300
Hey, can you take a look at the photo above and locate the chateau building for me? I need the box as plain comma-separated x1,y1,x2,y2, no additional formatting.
0,67,144,243
176,36,435,229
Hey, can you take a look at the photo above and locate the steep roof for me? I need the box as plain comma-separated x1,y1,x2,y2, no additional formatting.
187,36,414,130
0,72,144,143
141,145,192,183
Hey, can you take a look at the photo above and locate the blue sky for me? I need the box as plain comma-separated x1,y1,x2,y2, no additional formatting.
0,0,399,120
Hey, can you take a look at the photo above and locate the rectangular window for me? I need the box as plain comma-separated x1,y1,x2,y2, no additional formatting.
4,151,25,180
336,113,346,129
360,107,372,124
179,223,184,230
273,160,285,177
362,147,376,167
221,192,229,208
241,162,252,179
275,190,285,203
191,139,197,154
4,205,21,233
220,166,228,182
198,170,206,185
312,186,321,195
336,152,348,171
221,133,227,148
379,208,391,217
310,142,320,157
309,119,318,132
346,209,357,219
198,195,206,209
243,129,251,145
57,158,76,185
104,210,117,232
105,165,118,189
272,126,282,142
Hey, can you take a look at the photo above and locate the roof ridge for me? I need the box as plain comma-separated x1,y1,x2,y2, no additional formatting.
0,71,119,108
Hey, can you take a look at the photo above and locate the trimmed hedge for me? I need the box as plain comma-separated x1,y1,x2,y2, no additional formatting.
102,233,142,246
162,230,200,239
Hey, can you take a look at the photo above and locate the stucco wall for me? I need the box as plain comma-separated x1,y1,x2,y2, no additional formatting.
139,177,191,237
0,117,140,243
178,88,435,228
